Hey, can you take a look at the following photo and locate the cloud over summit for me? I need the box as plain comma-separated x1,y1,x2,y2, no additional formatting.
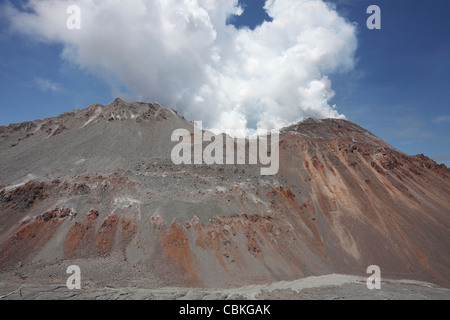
5,0,357,135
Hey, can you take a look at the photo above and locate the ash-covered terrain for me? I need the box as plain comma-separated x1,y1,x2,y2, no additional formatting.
0,98,449,299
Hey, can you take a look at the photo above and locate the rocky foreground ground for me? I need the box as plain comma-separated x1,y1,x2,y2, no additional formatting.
1,274,449,300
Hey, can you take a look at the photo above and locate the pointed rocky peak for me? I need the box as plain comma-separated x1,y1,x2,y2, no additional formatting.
77,99,183,124
107,97,130,109
113,97,126,104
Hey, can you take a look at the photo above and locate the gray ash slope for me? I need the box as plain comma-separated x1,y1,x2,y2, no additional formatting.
0,98,193,185
0,98,449,290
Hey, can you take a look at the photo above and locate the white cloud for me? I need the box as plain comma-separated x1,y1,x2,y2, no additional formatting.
35,77,62,92
5,0,357,136
433,115,450,124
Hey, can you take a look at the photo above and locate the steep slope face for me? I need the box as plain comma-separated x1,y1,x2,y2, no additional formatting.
278,120,450,286
0,99,449,288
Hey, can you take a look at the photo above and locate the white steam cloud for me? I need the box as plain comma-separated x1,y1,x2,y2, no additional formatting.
4,0,357,136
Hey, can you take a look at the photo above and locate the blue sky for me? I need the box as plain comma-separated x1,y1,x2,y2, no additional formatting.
326,0,450,166
0,0,449,166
